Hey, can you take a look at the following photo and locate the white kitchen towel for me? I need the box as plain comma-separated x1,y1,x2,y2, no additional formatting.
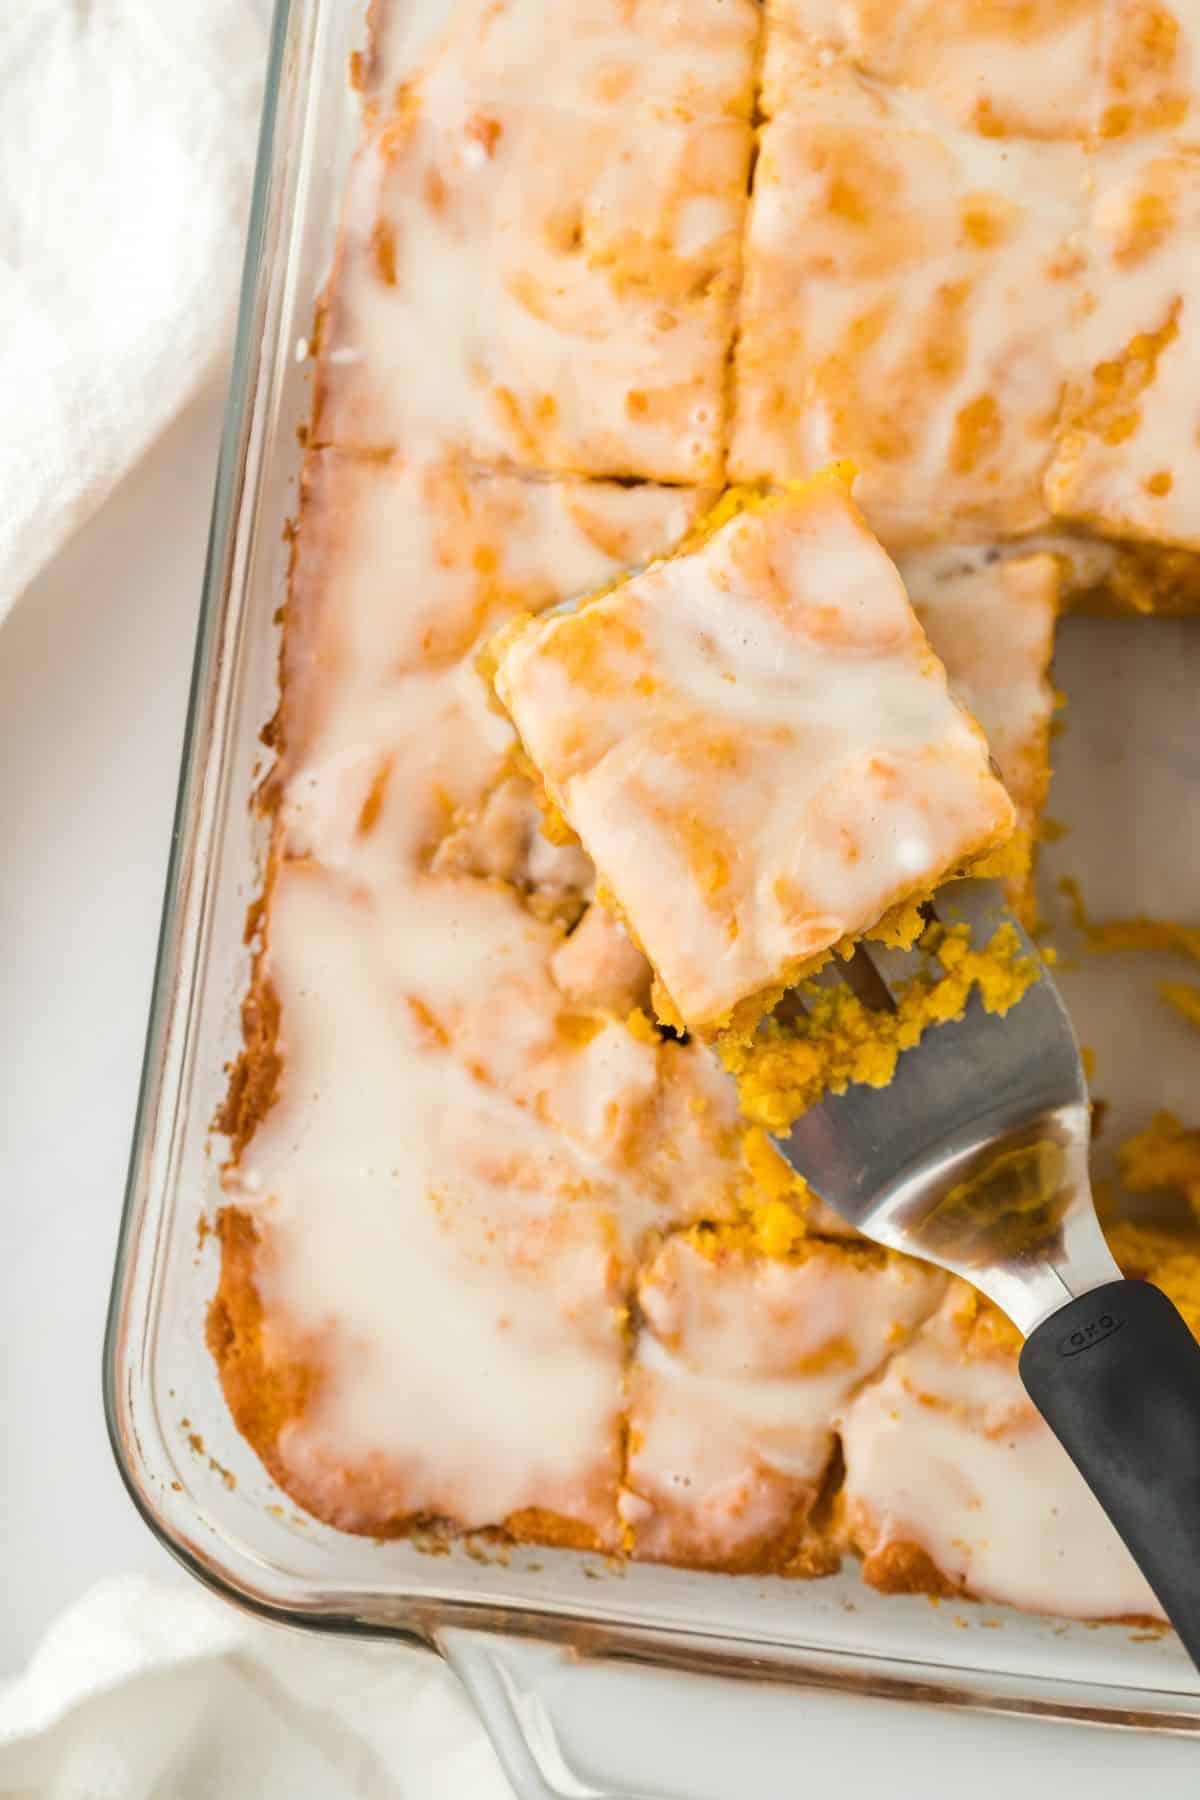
0,0,271,623
0,1574,514,1799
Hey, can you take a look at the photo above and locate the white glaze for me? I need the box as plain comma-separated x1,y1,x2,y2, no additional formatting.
550,904,652,1014
232,854,757,1532
494,478,1015,1031
361,0,457,106
771,0,1163,142
735,10,1200,553
732,51,1091,544
232,862,627,1534
623,1236,944,1561
1047,141,1200,552
839,1286,1165,1620
432,772,594,903
280,451,705,877
365,0,762,121
317,0,758,477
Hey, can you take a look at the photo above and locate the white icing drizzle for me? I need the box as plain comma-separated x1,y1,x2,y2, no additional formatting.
733,8,1200,553
550,904,652,1014
623,1236,944,1562
234,863,629,1535
365,0,762,122
1047,140,1200,551
280,451,705,878
839,1286,1164,1620
233,851,755,1532
732,49,1091,544
317,0,759,477
494,478,1014,1031
432,772,594,908
773,0,1103,141
361,0,460,108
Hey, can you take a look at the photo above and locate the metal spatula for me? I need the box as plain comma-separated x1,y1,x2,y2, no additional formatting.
773,878,1200,1664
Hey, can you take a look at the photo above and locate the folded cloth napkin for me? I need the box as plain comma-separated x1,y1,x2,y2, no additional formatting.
0,1575,514,1799
0,0,271,623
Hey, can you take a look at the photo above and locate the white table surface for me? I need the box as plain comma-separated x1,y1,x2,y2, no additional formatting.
3,379,1200,1795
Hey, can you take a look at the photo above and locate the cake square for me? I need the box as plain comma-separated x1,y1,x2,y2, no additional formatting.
839,1221,1200,1618
491,469,1017,1038
1046,144,1200,552
837,1281,1159,1616
314,6,756,479
730,50,1089,545
622,1230,944,1569
217,858,632,1545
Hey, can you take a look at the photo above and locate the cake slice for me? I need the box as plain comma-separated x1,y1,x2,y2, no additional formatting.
838,1221,1200,1620
314,0,757,478
729,43,1089,547
622,1228,944,1570
491,468,1017,1039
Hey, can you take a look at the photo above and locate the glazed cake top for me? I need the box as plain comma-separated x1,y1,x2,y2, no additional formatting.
493,471,1015,1035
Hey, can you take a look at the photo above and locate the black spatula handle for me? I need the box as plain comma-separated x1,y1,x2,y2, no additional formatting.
1020,1279,1200,1666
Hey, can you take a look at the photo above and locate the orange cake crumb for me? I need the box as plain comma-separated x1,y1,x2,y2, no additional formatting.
1160,980,1200,1029
1119,1112,1200,1220
726,921,1038,1133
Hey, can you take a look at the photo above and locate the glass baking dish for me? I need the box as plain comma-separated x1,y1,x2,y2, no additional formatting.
103,0,1200,1787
